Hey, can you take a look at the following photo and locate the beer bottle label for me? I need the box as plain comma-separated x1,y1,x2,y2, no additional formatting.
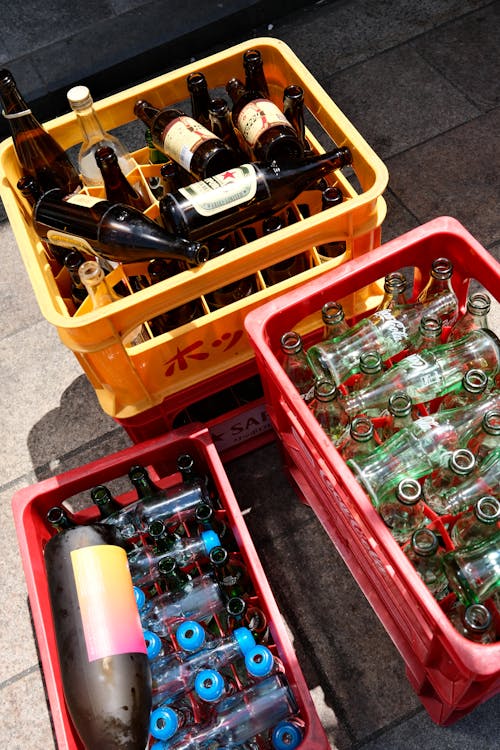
46,229,94,255
179,164,257,217
236,99,291,146
161,115,217,172
71,545,147,661
66,193,103,207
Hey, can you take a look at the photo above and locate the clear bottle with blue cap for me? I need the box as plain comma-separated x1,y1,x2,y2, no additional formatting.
144,629,174,661
149,626,255,706
149,700,194,742
244,644,277,682
272,719,304,749
149,673,299,750
141,572,224,636
127,520,221,588
194,668,232,705
175,620,208,653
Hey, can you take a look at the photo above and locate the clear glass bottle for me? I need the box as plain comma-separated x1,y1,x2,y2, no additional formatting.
466,408,500,465
149,701,194,743
342,329,500,418
416,256,459,327
157,674,298,750
321,301,350,341
67,84,135,186
309,378,349,443
451,495,500,548
442,530,500,604
378,478,426,544
408,314,443,354
280,330,315,402
0,69,82,194
338,416,377,462
375,271,408,311
149,626,255,706
448,292,491,342
306,289,459,385
347,394,500,508
422,448,477,513
431,445,500,516
447,601,496,643
403,528,449,599
78,260,149,346
378,391,415,442
438,367,490,411
352,350,385,403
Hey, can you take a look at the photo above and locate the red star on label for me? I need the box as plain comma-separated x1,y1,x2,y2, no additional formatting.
222,170,237,180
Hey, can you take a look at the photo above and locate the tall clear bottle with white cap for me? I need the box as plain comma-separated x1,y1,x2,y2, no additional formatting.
67,84,136,185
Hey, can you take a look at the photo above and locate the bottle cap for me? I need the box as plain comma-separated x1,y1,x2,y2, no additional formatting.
201,529,221,554
194,669,225,702
176,620,206,652
67,85,93,110
143,629,162,660
245,645,274,677
233,626,256,655
272,720,303,750
133,586,146,611
149,706,179,741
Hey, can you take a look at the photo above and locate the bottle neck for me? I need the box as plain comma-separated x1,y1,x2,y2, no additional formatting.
73,105,108,143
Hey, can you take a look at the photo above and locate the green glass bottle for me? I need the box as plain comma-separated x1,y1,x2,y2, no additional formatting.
404,528,449,599
309,378,349,444
378,477,426,544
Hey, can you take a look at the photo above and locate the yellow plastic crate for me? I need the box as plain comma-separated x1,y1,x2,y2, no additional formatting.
0,37,388,420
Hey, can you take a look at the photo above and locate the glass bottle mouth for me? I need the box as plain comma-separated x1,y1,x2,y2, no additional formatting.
396,478,422,505
466,292,491,316
283,83,304,101
463,367,489,393
209,545,228,566
186,71,206,91
280,330,302,354
148,519,166,539
482,409,500,436
226,596,246,618
464,603,492,632
314,378,338,402
411,528,439,556
350,416,374,442
321,300,345,325
158,556,177,576
79,260,105,287
475,495,500,524
449,448,476,475
383,271,407,294
359,350,383,375
67,85,93,109
430,257,453,280
90,485,110,506
388,391,412,417
46,506,67,525
419,314,443,337
177,452,195,474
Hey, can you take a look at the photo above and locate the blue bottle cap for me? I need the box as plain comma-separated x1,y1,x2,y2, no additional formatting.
143,629,162,660
133,586,146,611
272,720,303,749
233,626,256,655
149,706,179,741
201,529,221,554
176,620,206,652
194,669,225,702
245,644,274,677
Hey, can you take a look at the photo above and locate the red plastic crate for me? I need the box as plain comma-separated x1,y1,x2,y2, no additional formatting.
114,358,275,463
11,424,328,750
244,216,500,725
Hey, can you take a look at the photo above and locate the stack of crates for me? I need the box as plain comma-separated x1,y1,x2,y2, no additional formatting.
244,216,500,725
0,37,388,460
11,424,331,750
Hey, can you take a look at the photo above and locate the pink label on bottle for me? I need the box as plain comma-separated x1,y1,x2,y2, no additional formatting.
71,545,147,662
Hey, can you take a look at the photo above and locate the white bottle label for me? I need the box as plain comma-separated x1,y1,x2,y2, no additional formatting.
46,230,94,255
66,193,103,207
162,116,217,172
179,164,258,217
376,309,408,345
236,99,291,146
